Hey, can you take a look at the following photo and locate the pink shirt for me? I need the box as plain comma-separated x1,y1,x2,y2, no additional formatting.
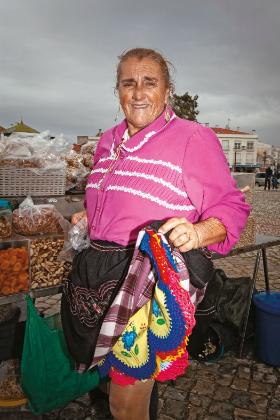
85,109,250,255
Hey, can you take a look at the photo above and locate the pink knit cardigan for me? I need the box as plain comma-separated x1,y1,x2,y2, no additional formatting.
85,109,250,255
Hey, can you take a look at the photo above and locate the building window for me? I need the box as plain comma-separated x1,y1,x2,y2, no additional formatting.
234,142,241,150
246,153,254,164
222,140,229,150
247,142,254,150
235,152,241,163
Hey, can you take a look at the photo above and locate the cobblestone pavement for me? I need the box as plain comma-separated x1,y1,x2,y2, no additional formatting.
214,187,280,292
3,188,279,419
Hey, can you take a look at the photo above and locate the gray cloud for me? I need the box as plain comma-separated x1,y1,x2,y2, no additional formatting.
0,0,279,144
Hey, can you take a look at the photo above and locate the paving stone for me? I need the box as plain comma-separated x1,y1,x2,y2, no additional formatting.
158,383,168,396
204,416,225,420
57,402,87,419
249,392,268,414
188,393,203,407
164,399,187,419
267,408,280,419
191,380,215,396
250,380,274,395
213,385,233,401
234,407,264,419
163,386,186,401
254,363,275,374
275,384,280,398
230,390,250,409
237,365,251,380
185,405,205,420
262,373,278,384
208,401,234,418
216,374,233,387
271,398,280,410
174,377,196,392
231,377,250,391
234,358,253,367
196,368,216,382
188,394,211,409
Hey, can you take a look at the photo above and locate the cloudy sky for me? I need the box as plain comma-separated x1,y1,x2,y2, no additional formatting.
1,0,280,145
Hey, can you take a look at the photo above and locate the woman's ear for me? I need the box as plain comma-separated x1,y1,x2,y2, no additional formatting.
165,89,170,105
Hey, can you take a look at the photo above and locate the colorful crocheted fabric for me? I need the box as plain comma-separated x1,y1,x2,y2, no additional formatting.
98,229,196,383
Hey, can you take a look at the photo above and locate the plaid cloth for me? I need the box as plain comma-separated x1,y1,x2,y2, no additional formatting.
82,231,206,371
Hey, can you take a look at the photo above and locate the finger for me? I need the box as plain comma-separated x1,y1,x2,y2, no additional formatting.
158,217,188,234
173,232,190,248
71,217,78,225
178,241,195,252
71,212,84,225
168,224,191,243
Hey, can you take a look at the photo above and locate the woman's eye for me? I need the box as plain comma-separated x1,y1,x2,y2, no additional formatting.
145,81,156,87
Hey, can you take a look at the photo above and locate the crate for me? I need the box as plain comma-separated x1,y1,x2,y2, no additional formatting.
0,167,66,196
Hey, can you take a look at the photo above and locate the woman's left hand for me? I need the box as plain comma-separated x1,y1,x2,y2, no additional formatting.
158,217,199,252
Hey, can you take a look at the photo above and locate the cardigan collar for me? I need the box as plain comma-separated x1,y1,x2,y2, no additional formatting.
113,106,176,153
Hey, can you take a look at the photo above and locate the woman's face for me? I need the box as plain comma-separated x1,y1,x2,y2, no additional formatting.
118,57,169,136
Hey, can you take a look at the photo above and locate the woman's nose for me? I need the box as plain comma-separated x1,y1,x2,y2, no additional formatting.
132,85,145,101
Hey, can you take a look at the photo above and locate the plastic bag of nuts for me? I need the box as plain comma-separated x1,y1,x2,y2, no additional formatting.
0,209,12,239
12,197,64,236
30,237,72,289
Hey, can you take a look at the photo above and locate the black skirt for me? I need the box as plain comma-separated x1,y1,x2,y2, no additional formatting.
61,240,134,367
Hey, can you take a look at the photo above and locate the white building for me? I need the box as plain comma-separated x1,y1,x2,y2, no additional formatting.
211,127,258,172
271,145,280,171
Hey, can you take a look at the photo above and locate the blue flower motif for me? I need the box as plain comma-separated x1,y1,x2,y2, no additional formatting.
122,328,137,352
152,299,162,317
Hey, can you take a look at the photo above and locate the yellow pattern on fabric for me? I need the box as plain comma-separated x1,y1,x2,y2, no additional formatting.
112,283,172,369
149,286,171,338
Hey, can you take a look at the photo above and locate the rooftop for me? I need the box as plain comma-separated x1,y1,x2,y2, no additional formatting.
4,119,39,134
212,127,250,135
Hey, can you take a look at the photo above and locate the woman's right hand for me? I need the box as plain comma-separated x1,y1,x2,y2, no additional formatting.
71,210,87,225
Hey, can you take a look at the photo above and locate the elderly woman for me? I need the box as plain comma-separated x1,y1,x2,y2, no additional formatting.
62,48,249,420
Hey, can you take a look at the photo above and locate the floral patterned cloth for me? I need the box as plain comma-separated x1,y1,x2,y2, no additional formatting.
98,229,197,384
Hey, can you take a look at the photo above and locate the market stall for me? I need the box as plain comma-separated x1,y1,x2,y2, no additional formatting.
0,130,93,408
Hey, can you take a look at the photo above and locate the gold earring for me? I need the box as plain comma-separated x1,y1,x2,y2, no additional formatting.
164,107,171,123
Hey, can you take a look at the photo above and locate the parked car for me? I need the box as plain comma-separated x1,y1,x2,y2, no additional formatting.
255,172,266,186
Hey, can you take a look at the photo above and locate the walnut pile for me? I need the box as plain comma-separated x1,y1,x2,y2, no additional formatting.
30,238,71,289
13,206,63,236
0,376,25,400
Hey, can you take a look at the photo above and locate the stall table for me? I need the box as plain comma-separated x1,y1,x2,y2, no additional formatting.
1,233,279,357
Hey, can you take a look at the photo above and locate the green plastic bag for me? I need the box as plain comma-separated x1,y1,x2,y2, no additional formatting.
21,295,99,414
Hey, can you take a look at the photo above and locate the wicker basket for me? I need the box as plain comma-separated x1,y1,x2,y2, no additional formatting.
0,167,66,196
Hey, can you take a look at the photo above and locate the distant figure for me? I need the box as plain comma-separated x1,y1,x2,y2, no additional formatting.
96,128,103,137
264,166,273,190
272,170,278,190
